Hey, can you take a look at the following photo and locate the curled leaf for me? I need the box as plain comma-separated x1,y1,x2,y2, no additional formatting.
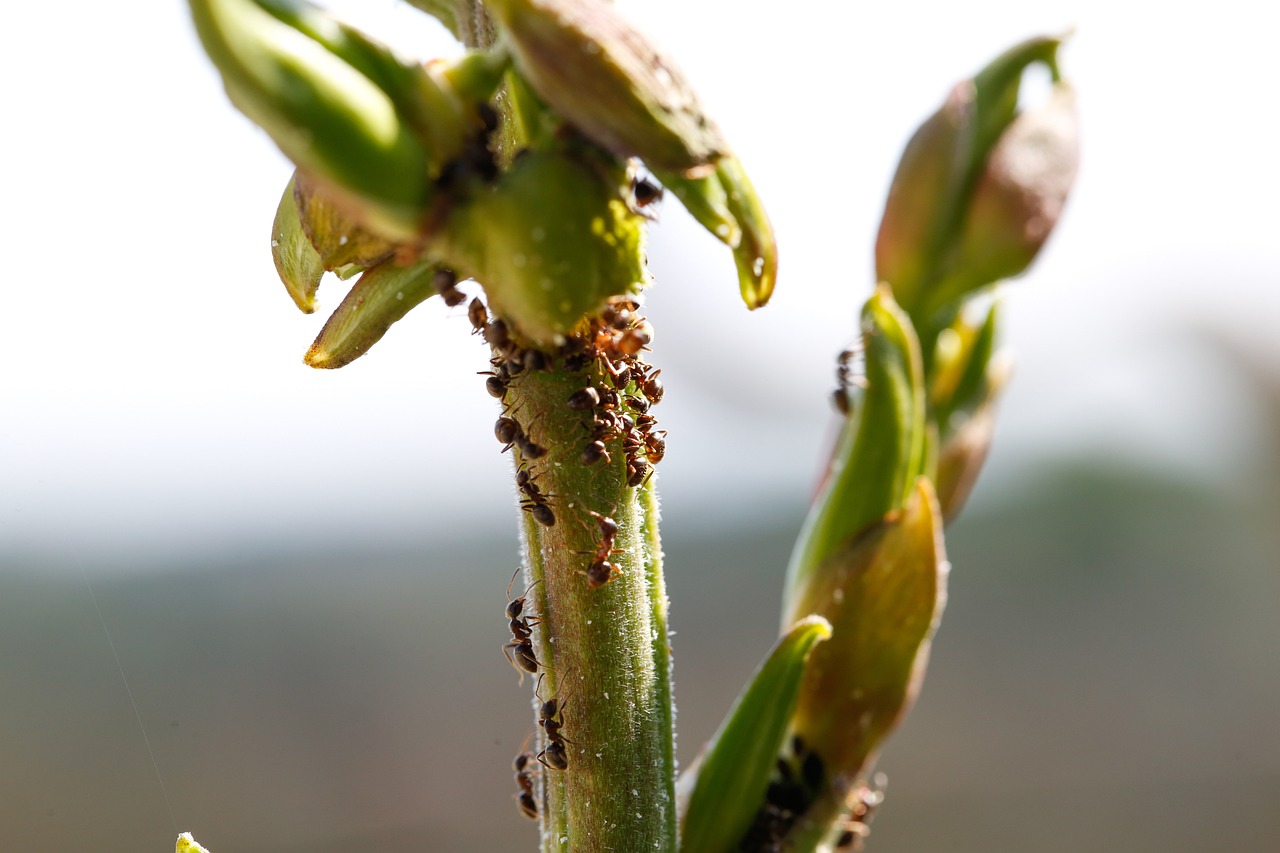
271,173,325,313
680,616,832,853
656,155,777,309
188,0,434,239
783,286,926,613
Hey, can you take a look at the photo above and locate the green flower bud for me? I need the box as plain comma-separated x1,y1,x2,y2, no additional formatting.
680,616,832,853
175,833,212,853
486,0,729,174
657,156,778,309
875,35,1076,324
290,170,397,274
304,258,440,369
437,149,649,346
188,0,435,240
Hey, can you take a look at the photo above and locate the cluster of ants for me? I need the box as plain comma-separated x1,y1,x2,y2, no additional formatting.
441,172,668,823
739,736,883,852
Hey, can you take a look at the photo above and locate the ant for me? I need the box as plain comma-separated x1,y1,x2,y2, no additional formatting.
535,673,572,771
577,509,620,588
833,341,867,416
431,268,467,308
513,750,538,820
503,568,542,681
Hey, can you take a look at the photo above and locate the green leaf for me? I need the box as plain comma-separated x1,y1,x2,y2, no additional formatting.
783,286,926,613
656,155,778,310
680,616,832,853
291,170,397,273
304,258,440,369
271,173,325,313
189,0,434,240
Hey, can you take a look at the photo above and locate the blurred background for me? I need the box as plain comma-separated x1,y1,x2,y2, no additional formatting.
2,1,1278,851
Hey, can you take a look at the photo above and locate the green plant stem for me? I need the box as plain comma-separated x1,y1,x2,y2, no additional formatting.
505,362,677,852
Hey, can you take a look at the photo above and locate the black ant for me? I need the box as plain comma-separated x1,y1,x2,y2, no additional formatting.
535,673,572,771
833,342,867,416
503,569,541,680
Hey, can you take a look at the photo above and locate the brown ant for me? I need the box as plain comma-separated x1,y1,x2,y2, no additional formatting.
833,342,867,416
567,386,601,411
535,673,572,771
578,509,620,588
467,297,488,333
513,750,538,820
503,569,541,681
430,268,467,308
581,440,611,466
631,174,664,215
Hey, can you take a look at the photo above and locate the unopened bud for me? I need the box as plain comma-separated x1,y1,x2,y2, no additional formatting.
176,833,212,853
875,35,1076,322
486,0,728,174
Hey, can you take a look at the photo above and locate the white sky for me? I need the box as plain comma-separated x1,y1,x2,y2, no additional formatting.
2,0,1277,565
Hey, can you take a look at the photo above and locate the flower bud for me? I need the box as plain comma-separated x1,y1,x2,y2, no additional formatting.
875,35,1076,323
436,149,649,346
486,0,728,174
271,173,325,313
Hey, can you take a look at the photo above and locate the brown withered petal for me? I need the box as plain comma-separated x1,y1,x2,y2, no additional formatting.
488,0,728,174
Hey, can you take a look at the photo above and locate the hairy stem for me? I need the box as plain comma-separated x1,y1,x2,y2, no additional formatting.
500,352,676,852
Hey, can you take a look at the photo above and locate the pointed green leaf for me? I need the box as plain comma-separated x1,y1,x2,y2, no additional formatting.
304,258,439,369
681,616,832,853
271,173,324,313
783,286,926,613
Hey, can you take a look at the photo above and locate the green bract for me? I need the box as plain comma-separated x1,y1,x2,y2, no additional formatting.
304,259,441,369
781,479,948,849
